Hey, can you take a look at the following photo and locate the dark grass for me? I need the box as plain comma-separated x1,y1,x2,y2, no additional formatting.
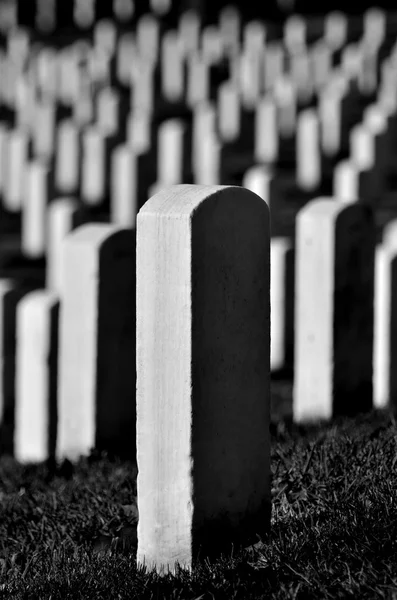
1,384,397,598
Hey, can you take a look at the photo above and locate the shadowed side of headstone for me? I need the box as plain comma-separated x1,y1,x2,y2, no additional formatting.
136,184,271,573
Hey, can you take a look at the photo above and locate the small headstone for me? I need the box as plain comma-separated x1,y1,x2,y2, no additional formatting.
192,104,219,185
218,81,240,143
178,10,200,57
22,160,49,259
319,86,342,157
96,87,120,137
324,11,347,50
157,119,185,185
373,221,397,409
255,96,278,163
350,124,374,171
94,19,117,57
46,197,79,292
186,55,209,108
333,160,359,203
57,224,136,460
274,76,296,138
110,144,138,228
81,126,106,206
136,14,159,64
127,110,151,155
296,109,320,191
242,166,271,207
294,198,374,422
3,128,29,213
161,31,184,103
271,237,293,372
15,290,59,463
55,119,80,195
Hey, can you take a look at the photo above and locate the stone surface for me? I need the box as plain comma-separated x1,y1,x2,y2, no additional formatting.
22,160,49,259
15,290,59,463
46,197,79,292
271,237,294,373
136,184,271,573
110,145,138,228
294,198,375,422
373,221,397,409
57,223,136,461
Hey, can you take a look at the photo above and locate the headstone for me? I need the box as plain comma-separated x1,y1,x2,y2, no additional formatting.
271,237,293,372
178,10,200,57
254,96,278,164
350,125,374,171
127,110,151,155
202,26,223,64
22,160,49,259
150,0,171,17
46,197,79,292
324,12,347,50
0,280,35,455
0,280,17,426
94,19,117,57
55,119,80,195
239,48,261,109
333,160,359,203
192,104,219,185
96,87,120,137
157,119,185,186
319,86,342,157
136,184,271,573
81,126,106,206
274,76,296,139
243,21,266,55
290,51,312,103
3,128,29,213
57,224,136,460
15,290,59,463
373,221,397,409
242,166,271,207
294,198,375,422
161,31,184,103
116,33,136,86
136,14,159,64
113,0,134,23
218,5,240,55
110,144,138,227
263,43,284,92
296,109,320,191
186,55,209,108
0,124,8,197
218,81,240,143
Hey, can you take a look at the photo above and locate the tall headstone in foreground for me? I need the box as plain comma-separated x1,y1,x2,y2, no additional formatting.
136,184,271,573
294,198,375,422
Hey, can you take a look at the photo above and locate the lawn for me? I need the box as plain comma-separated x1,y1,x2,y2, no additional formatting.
0,383,397,599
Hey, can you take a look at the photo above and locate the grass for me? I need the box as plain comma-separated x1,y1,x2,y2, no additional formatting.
0,385,397,599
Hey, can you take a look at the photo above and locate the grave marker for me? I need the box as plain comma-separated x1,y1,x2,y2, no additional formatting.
15,290,59,463
374,221,397,409
294,198,375,422
57,224,136,460
137,184,270,573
